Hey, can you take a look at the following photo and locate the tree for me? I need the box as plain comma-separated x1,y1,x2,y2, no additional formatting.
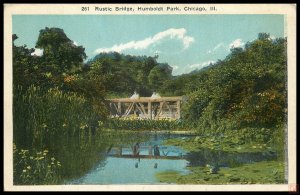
258,32,270,40
13,34,39,88
87,52,169,97
180,33,287,130
148,63,173,92
36,27,87,74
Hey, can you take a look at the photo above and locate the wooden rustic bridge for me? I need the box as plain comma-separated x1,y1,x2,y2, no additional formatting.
108,96,183,120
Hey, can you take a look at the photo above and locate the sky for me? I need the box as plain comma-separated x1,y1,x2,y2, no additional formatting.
13,15,285,75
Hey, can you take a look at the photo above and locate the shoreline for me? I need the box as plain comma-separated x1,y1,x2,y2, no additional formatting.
102,129,198,135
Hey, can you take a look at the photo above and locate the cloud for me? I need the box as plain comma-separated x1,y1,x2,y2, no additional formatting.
94,28,194,54
73,41,78,46
229,39,244,49
31,48,43,56
189,63,202,69
207,43,225,54
189,60,215,69
171,65,179,70
207,39,245,54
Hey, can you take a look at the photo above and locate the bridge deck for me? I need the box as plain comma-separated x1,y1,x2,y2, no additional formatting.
108,96,182,103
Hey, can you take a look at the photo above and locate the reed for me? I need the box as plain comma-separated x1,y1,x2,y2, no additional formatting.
13,85,103,149
13,85,107,184
104,117,197,131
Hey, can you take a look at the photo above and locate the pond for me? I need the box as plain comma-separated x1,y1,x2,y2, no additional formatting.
67,131,278,184
69,133,192,184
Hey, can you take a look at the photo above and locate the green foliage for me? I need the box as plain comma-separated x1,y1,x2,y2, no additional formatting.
63,72,109,119
13,29,109,184
148,63,173,91
13,85,111,184
159,73,201,96
13,35,39,89
104,118,196,131
268,124,286,161
13,145,62,185
161,34,287,131
13,30,87,90
156,160,285,184
88,52,173,97
36,27,86,74
13,85,105,149
163,126,283,153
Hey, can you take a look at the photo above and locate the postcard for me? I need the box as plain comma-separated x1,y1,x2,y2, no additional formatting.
3,4,297,191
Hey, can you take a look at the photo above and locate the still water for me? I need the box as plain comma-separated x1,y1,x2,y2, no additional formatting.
68,131,277,184
70,133,192,184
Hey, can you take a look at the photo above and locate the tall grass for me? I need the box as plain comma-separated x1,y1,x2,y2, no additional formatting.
104,117,197,131
13,85,102,148
13,85,107,184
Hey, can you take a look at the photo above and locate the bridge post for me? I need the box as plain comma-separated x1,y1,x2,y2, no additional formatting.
118,102,121,115
177,100,181,119
148,101,152,119
109,103,113,116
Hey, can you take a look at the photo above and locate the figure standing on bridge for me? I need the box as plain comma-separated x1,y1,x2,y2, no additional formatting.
133,143,140,157
154,145,160,157
151,92,161,99
130,91,140,99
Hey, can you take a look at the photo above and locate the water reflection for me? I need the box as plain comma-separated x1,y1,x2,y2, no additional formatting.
69,132,278,184
71,157,189,184
69,132,191,184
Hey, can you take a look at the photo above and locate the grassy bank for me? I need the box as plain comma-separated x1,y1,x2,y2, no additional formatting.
157,126,286,184
104,117,197,131
163,127,284,154
103,129,197,135
156,160,285,184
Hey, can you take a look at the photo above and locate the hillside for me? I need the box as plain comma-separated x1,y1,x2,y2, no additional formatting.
160,33,287,131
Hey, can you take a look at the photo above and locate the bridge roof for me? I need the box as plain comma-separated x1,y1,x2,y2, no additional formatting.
108,96,182,103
